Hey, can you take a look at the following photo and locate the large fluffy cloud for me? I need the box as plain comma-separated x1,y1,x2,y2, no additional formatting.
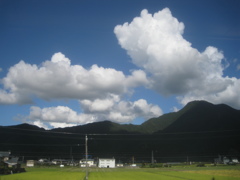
114,8,240,109
0,52,148,104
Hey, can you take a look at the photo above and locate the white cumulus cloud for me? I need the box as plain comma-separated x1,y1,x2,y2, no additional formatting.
23,96,162,128
237,64,240,71
80,95,162,123
0,52,148,104
114,8,240,109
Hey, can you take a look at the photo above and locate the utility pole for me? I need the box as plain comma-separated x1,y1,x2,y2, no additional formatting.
151,150,154,164
70,146,73,163
85,135,88,180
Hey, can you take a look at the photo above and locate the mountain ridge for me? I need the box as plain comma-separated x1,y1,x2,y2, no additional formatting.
1,100,240,162
3,100,240,134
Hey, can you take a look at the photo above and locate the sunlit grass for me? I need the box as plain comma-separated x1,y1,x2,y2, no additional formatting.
185,169,240,178
0,167,86,180
1,165,240,180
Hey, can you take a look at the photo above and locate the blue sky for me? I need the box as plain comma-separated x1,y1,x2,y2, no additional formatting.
0,0,239,129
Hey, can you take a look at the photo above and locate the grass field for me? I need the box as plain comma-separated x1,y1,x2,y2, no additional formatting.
0,167,86,180
1,165,240,180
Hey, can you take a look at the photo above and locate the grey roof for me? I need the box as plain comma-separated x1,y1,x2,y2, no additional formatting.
80,159,94,161
5,157,19,165
98,158,115,160
0,151,10,157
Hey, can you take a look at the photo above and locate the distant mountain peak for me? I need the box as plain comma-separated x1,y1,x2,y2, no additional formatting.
9,123,45,131
185,100,213,108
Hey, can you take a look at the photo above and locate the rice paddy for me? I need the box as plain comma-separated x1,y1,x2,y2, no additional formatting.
0,165,240,180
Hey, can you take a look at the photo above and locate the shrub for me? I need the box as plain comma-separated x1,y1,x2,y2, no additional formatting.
196,163,205,167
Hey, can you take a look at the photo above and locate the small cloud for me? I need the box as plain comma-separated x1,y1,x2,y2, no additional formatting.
233,58,238,63
49,122,78,129
0,68,2,72
171,106,179,112
32,121,50,130
237,64,240,71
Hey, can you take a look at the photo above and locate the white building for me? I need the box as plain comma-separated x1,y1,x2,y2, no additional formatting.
26,160,35,167
79,159,95,167
51,159,68,165
116,163,124,167
98,158,115,168
232,158,239,164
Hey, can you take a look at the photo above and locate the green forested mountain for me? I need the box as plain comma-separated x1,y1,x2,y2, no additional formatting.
52,100,240,134
1,100,240,162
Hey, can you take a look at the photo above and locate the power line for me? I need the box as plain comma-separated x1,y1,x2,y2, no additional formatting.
0,143,85,146
2,126,240,136
1,131,239,141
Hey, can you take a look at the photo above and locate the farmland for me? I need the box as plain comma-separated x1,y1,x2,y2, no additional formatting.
1,165,240,180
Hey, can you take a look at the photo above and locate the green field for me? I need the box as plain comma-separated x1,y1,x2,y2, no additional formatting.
1,165,240,180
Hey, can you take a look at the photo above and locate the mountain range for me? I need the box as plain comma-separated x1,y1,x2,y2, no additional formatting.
1,100,240,163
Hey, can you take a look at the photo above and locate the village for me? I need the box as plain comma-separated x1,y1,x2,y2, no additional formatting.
26,157,119,168
1,150,239,175
1,150,133,174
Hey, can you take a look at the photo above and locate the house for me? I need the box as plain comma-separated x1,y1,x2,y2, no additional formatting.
5,157,19,167
116,163,124,167
98,158,115,168
0,152,19,168
39,159,48,163
214,155,222,164
223,157,230,165
79,159,95,167
0,151,10,162
232,158,239,164
0,151,25,174
214,155,239,165
26,160,35,167
51,159,68,165
130,164,137,167
38,159,52,165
